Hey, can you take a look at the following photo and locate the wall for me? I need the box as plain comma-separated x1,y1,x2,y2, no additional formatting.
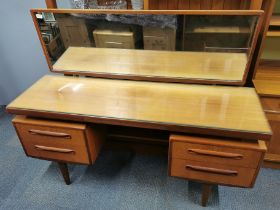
0,0,71,105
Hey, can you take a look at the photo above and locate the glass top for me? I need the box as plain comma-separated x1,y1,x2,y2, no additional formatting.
32,9,262,85
7,75,271,140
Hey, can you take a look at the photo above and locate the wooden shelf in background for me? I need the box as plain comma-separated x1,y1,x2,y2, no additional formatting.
270,15,280,26
263,154,280,169
254,63,280,80
186,26,251,34
263,161,280,169
253,62,280,97
265,153,280,163
266,30,280,37
253,79,280,97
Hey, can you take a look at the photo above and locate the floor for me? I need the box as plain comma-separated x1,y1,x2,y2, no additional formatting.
0,109,280,210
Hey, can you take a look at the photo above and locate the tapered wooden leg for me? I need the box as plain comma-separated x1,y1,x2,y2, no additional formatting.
58,162,71,185
201,184,212,207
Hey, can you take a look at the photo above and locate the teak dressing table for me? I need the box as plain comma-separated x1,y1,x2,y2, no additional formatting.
7,9,272,207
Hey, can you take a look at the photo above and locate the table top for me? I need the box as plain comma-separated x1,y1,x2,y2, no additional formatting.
53,47,247,84
7,75,271,140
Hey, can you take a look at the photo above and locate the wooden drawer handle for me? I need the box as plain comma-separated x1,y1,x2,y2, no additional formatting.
34,145,75,154
204,46,248,51
188,149,243,159
186,165,238,176
29,129,71,139
105,41,123,45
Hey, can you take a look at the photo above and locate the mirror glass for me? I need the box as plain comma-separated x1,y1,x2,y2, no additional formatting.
33,11,259,84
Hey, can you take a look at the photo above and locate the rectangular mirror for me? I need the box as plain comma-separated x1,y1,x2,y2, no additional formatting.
31,9,262,85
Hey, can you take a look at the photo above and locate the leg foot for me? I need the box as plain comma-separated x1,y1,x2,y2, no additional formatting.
201,184,212,207
58,162,71,185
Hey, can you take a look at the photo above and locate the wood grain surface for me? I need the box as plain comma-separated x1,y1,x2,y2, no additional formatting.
253,79,280,97
7,75,271,140
53,47,248,82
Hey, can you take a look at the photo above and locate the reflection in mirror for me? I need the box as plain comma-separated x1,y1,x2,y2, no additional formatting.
56,0,73,9
34,11,259,84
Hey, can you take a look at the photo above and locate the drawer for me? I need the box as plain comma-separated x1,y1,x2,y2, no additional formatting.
260,97,280,113
170,158,257,187
93,29,135,49
144,36,171,51
21,139,90,164
169,135,266,169
96,35,135,49
13,116,104,164
143,26,176,51
143,26,175,37
171,141,262,168
102,40,134,49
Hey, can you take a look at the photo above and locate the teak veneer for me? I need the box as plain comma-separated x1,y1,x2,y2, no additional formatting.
7,75,271,140
270,15,280,26
254,79,280,97
253,77,280,168
168,134,266,206
9,3,271,206
12,115,104,165
254,64,280,81
53,47,248,84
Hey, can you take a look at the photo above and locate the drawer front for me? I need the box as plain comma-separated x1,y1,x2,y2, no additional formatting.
171,141,262,168
143,27,176,37
261,97,280,113
95,34,135,49
103,41,133,49
170,158,256,187
15,123,90,164
144,36,171,51
99,34,134,43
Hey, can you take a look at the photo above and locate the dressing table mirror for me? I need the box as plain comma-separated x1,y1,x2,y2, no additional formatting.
31,9,263,85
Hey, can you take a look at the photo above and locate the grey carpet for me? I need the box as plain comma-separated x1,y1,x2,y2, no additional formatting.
219,168,280,210
0,109,279,210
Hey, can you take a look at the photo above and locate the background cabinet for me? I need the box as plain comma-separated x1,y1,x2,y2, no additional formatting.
253,0,280,168
266,114,280,155
182,15,254,52
148,0,263,10
55,14,92,49
263,113,280,167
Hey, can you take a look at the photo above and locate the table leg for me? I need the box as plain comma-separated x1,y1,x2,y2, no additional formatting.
58,162,71,185
201,183,213,207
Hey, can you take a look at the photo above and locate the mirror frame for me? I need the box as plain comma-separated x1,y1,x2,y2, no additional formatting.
31,9,263,86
